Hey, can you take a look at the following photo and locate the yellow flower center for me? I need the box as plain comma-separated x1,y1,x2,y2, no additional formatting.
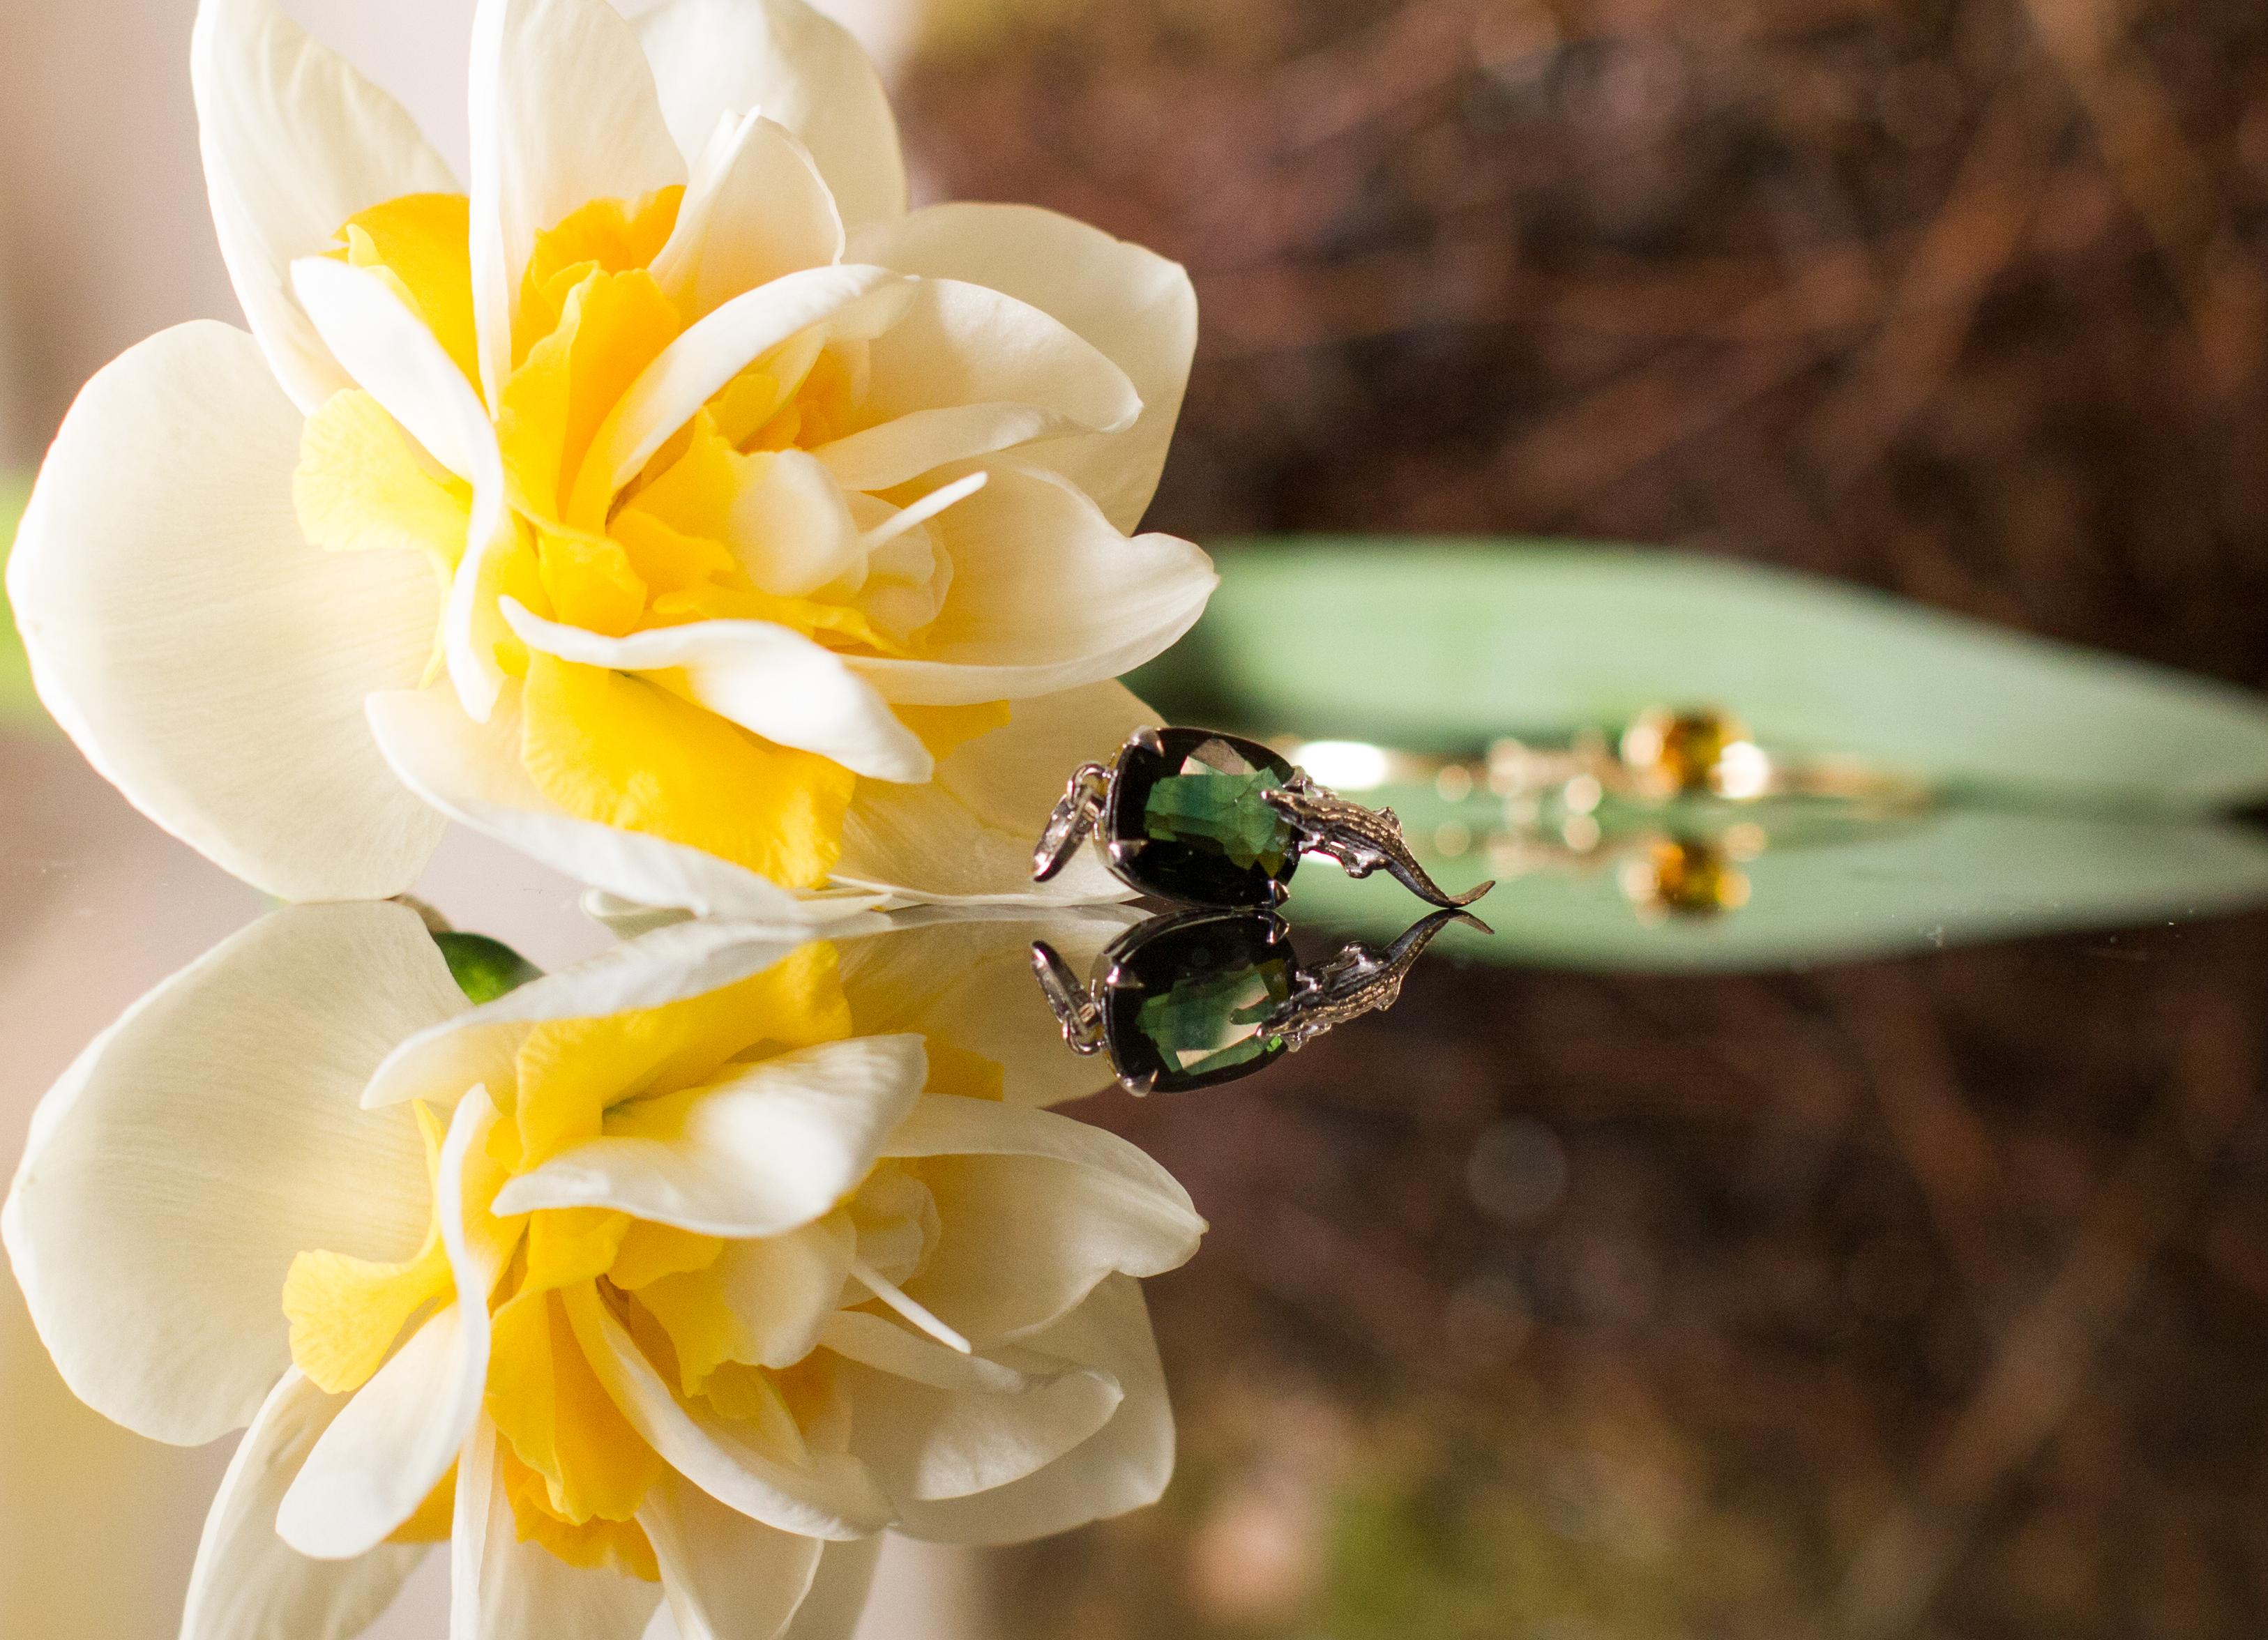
293,190,1008,888
281,942,1006,1575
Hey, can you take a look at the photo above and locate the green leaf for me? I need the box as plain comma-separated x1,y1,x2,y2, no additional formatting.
1283,807,2268,971
1132,540,2268,811
431,931,543,1003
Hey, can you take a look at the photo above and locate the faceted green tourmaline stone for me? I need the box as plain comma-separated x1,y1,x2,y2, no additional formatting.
1106,728,1301,905
1142,768,1294,872
1104,909,1298,1092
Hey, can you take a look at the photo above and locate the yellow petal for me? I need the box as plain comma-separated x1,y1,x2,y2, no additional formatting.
339,192,480,390
535,526,648,637
487,1283,663,1525
898,701,1013,764
508,939,852,1167
498,267,684,529
389,1462,459,1544
281,1102,453,1395
517,188,686,367
609,1221,727,1291
518,652,854,890
295,389,471,574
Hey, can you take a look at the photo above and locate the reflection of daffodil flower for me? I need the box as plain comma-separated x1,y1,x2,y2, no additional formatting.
3,903,1200,1638
6,0,1209,915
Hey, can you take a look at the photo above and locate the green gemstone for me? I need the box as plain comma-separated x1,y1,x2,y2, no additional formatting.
1132,958,1292,1084
1141,767,1295,874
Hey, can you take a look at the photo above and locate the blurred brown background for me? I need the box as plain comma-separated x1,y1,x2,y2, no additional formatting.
898,0,2268,685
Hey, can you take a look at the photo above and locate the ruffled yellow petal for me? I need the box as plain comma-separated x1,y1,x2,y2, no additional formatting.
498,267,684,529
508,939,852,1167
295,389,471,578
282,1102,453,1395
517,188,684,367
487,1283,662,1526
609,1221,726,1291
518,652,855,892
338,192,480,389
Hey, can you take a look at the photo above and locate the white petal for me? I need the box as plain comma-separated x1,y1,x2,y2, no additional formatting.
727,447,867,600
884,1096,1203,1345
494,1036,927,1235
278,1307,472,1560
452,1420,662,1640
500,598,931,782
832,682,1155,906
834,909,1141,1106
822,1312,1121,1505
652,112,845,317
852,204,1197,531
468,0,687,402
562,1284,895,1539
637,0,906,230
181,1369,425,1640
365,684,826,920
6,323,445,900
844,462,1214,705
191,0,459,413
810,280,1141,494
641,1468,824,1640
361,918,877,1111
291,257,518,722
709,1217,857,1369
780,1539,884,1640
278,1086,504,1559
1,902,462,1445
573,265,907,520
889,1275,1173,1544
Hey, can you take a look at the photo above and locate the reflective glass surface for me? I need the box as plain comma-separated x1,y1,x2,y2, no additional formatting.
9,717,2267,1639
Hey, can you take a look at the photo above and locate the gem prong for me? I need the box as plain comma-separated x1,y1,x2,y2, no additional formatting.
1028,940,1106,1054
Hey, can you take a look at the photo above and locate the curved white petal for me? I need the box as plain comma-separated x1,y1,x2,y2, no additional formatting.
453,1420,663,1640
641,1468,824,1640
652,112,845,317
278,1305,472,1560
6,322,445,900
637,0,906,231
192,0,459,413
810,279,1141,494
563,1283,895,1539
844,463,1214,705
361,918,875,1111
292,257,517,722
1,902,462,1445
278,1087,504,1559
834,909,1140,1107
365,684,824,920
574,265,906,519
494,1036,926,1236
181,1369,426,1640
852,204,1197,531
884,1095,1203,1344
822,1312,1121,1505
832,682,1156,906
500,598,930,782
469,0,687,402
776,1538,883,1640
889,1276,1173,1544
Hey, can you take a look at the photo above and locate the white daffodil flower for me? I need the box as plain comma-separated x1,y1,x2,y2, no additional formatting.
3,901,1200,1640
6,0,1212,916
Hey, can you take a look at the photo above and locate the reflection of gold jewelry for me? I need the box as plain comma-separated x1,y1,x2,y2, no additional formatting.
1275,706,1932,814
